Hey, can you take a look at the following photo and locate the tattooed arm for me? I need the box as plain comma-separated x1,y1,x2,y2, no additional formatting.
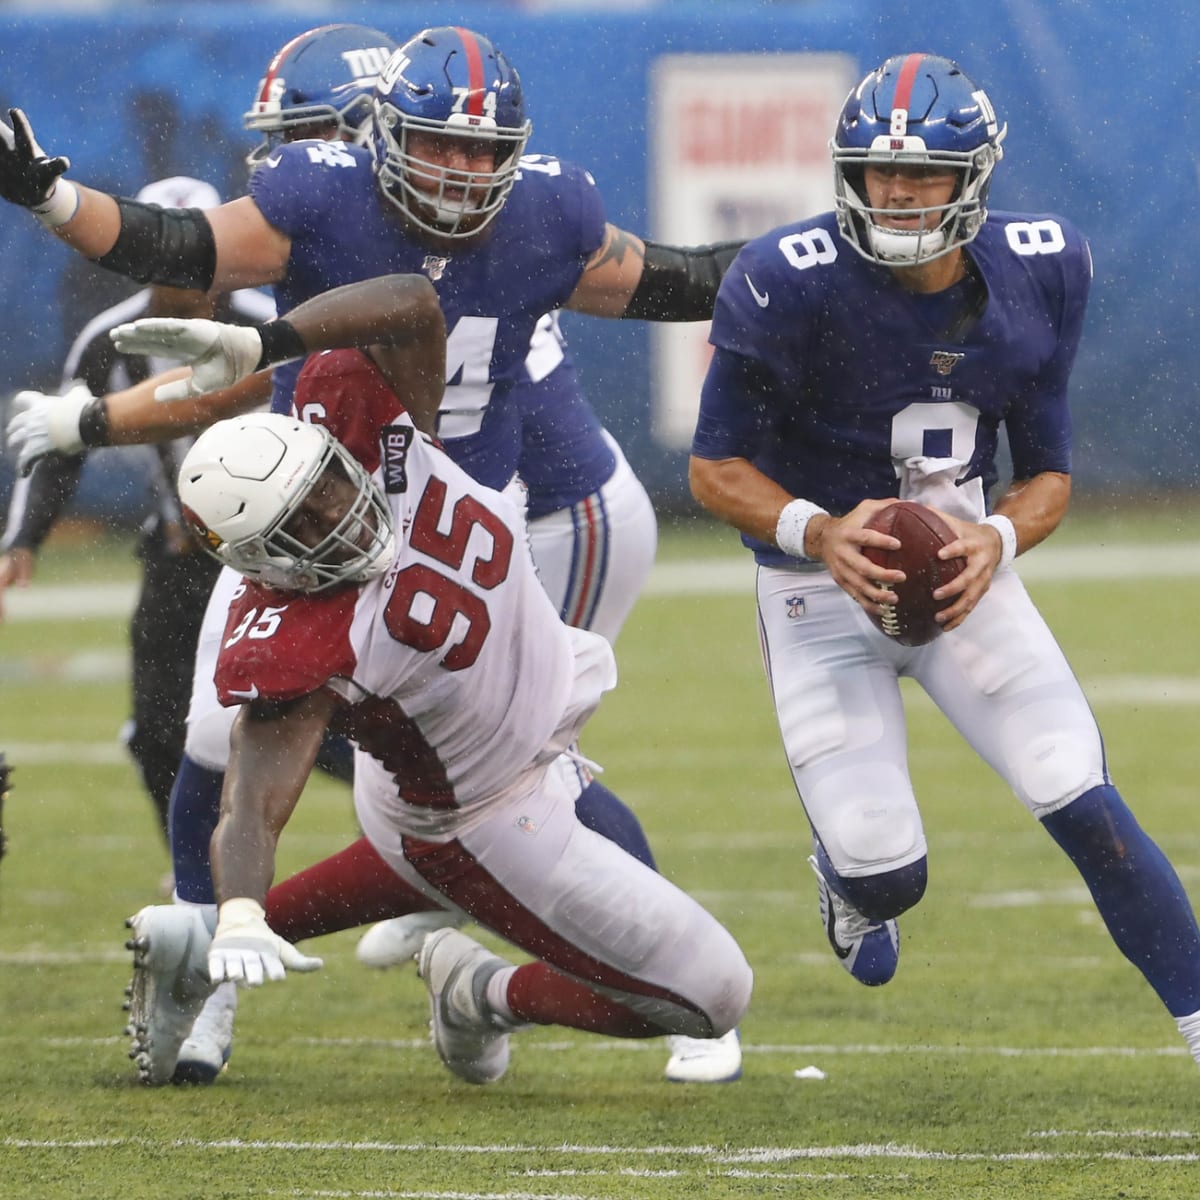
564,224,648,317
565,224,743,322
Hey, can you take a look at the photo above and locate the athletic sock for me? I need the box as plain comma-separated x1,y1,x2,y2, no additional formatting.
167,754,225,905
1043,785,1200,1016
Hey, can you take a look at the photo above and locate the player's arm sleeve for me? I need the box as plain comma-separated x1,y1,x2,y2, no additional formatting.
92,200,217,290
623,240,745,322
690,346,775,462
0,453,84,553
1005,228,1093,478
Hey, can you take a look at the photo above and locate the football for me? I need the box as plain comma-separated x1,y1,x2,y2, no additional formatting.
862,502,965,646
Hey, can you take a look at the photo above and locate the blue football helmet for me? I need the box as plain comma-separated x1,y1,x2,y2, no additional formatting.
244,24,400,167
371,27,532,240
832,54,1006,266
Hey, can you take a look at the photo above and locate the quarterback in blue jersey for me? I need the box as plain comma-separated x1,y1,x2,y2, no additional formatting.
690,53,1200,1066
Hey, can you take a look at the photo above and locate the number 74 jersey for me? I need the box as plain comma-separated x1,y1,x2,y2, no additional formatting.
214,353,616,839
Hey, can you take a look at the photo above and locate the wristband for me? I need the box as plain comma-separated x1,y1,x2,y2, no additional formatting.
77,398,111,448
775,498,829,560
32,180,80,229
217,897,267,929
253,319,306,371
982,513,1017,570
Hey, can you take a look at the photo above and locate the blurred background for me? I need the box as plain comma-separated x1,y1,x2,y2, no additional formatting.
0,0,1197,530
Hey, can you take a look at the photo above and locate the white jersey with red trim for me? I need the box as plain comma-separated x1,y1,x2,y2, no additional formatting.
214,350,616,839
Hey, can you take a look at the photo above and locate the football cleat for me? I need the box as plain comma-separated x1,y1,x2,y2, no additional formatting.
417,928,514,1084
809,853,900,986
123,905,216,1085
172,980,237,1084
355,910,465,970
664,1028,743,1083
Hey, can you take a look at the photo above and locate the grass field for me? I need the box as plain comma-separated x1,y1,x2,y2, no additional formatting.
2,508,1198,1200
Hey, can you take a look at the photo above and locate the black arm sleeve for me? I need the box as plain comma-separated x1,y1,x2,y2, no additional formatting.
92,198,217,290
1,452,85,553
621,239,745,322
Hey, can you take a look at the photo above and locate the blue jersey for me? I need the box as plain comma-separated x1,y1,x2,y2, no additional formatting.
516,312,616,519
250,141,607,490
693,210,1092,566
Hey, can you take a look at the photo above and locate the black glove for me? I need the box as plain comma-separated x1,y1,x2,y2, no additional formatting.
0,108,70,209
0,753,10,864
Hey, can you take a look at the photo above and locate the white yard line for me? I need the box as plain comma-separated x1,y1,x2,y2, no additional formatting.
1,1132,1196,1168
6,540,1198,623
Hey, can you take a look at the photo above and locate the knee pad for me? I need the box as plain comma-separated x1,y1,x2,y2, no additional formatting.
818,841,927,922
840,857,928,921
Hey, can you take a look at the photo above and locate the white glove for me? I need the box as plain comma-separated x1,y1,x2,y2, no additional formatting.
110,318,263,402
207,897,323,987
6,383,95,475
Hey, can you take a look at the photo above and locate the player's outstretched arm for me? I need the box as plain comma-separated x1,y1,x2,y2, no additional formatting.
565,223,743,321
113,274,446,434
0,108,120,252
1,111,287,292
5,372,274,472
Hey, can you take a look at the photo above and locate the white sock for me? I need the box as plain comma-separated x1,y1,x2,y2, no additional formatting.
172,890,219,935
1176,1009,1200,1066
484,965,519,1027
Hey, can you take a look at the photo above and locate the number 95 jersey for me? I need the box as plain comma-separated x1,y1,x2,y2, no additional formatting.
693,209,1092,567
214,351,616,840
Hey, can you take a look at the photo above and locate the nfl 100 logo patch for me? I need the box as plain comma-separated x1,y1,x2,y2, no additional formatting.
929,350,965,376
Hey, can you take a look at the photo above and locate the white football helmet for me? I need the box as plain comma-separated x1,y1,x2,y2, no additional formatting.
178,412,395,592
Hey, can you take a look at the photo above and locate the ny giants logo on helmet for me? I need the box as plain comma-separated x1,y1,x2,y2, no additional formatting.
376,52,411,98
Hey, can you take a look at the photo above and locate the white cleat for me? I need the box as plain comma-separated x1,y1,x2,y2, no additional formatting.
417,928,514,1084
173,980,237,1085
123,905,215,1086
356,910,465,970
664,1028,743,1083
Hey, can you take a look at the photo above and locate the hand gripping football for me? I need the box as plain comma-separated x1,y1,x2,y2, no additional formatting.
862,502,965,646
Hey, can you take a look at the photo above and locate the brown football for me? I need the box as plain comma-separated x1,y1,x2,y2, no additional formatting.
862,502,965,646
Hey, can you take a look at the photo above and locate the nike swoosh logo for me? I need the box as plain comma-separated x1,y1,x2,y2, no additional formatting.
263,154,283,170
824,887,852,959
745,273,770,308
228,684,260,701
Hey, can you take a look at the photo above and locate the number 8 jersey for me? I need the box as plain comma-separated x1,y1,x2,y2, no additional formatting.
693,209,1092,567
214,349,616,839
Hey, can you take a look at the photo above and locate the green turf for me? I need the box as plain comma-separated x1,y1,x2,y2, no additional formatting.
1,516,1197,1199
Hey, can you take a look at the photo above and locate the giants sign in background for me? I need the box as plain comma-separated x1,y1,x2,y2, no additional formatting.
649,53,858,447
